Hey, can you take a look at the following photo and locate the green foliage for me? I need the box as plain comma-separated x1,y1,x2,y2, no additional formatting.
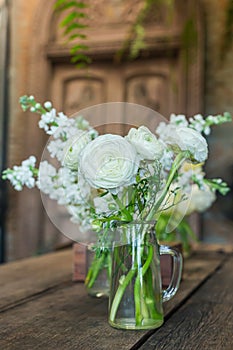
204,179,231,196
156,214,197,254
117,0,231,66
181,18,198,68
128,0,198,65
220,0,233,61
54,0,233,68
116,0,175,62
54,0,87,11
54,0,91,68
19,95,47,115
116,0,157,61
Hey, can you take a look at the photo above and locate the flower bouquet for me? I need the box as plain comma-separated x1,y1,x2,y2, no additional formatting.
2,96,231,329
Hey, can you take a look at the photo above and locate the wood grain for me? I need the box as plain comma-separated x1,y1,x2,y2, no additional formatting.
0,251,228,350
139,255,233,350
0,249,72,310
163,251,227,315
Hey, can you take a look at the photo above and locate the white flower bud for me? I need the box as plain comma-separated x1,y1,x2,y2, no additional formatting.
44,101,52,109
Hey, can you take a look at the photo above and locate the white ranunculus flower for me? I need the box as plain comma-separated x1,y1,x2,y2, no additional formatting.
174,184,216,216
176,127,208,162
126,126,164,160
161,183,216,225
162,125,208,163
187,184,216,214
62,131,91,170
79,134,139,190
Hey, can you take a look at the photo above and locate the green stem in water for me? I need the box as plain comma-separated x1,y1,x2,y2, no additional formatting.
134,244,154,325
107,252,112,281
109,265,137,323
85,252,106,288
110,152,189,325
144,267,162,319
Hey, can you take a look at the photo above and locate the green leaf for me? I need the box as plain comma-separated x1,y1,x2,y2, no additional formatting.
75,62,89,69
72,12,86,19
70,44,89,53
60,11,87,27
75,2,88,9
179,219,197,241
61,12,79,26
70,53,91,63
68,33,86,41
99,191,109,198
55,1,87,11
64,22,88,35
54,0,67,10
54,0,90,69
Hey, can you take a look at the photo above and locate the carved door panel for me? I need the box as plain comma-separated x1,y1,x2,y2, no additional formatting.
51,58,182,119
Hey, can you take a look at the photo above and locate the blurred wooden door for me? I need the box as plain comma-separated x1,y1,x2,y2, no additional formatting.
51,58,183,119
17,0,204,255
43,51,199,248
45,58,182,245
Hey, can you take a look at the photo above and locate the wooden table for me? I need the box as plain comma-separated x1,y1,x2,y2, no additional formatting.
0,246,232,350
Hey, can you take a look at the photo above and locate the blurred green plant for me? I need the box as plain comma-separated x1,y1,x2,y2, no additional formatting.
181,17,198,70
220,0,233,62
54,0,91,68
115,0,175,62
54,0,233,68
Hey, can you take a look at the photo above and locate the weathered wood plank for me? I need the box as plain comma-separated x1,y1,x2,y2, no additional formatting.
163,251,227,315
139,255,233,350
0,252,226,350
0,249,72,310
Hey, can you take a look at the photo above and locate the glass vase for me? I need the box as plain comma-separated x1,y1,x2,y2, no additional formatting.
108,221,183,330
85,246,111,298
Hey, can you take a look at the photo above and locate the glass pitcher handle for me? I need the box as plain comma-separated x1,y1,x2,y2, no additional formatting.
159,245,183,302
